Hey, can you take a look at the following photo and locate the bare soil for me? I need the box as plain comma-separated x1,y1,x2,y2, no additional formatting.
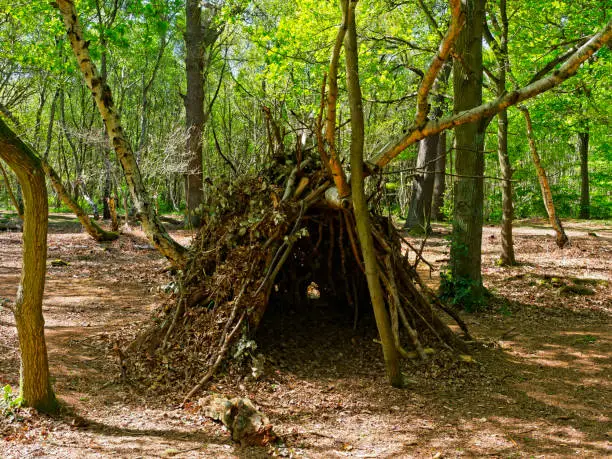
0,215,610,458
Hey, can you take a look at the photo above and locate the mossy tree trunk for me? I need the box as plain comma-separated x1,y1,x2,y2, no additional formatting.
446,0,487,307
0,118,57,413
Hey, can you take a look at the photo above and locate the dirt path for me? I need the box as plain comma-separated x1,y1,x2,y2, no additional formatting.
1,217,610,457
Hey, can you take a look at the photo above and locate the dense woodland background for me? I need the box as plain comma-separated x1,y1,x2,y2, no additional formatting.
1,0,609,222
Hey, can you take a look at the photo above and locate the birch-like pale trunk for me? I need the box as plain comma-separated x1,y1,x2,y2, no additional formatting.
520,107,569,249
55,0,187,267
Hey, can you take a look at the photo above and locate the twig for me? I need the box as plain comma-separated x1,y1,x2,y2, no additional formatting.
183,310,246,404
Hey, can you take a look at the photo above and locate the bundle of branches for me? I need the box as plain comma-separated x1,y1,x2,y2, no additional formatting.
126,153,470,402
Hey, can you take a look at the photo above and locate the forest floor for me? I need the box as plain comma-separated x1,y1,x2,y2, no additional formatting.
0,214,610,458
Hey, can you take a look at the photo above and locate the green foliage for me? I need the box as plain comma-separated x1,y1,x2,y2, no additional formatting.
1,385,22,417
439,268,487,313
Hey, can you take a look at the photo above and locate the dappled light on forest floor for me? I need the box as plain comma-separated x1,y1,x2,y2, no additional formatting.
1,219,610,457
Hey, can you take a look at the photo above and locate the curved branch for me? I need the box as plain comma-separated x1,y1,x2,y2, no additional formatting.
415,0,464,126
372,19,612,168
324,1,351,197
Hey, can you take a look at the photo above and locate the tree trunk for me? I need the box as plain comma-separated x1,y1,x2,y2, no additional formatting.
344,0,402,387
485,0,516,266
55,0,187,267
404,135,438,233
431,130,446,221
184,1,220,228
446,0,487,308
520,107,569,248
41,158,118,241
578,128,590,219
0,160,24,220
497,106,516,265
0,118,57,413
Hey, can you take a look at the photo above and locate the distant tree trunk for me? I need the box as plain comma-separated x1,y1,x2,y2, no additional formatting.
344,0,402,387
184,0,205,228
497,106,516,265
578,127,590,219
56,0,187,267
520,107,569,248
431,130,446,221
404,135,438,233
446,0,487,307
0,160,24,219
184,1,221,228
486,0,516,266
0,118,57,413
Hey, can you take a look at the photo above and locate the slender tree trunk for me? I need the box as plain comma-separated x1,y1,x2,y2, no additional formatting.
578,127,590,219
344,0,402,387
0,118,57,413
55,0,187,267
0,160,23,219
431,130,446,221
41,158,118,241
497,106,516,265
520,107,569,248
446,0,487,307
404,135,438,233
485,0,516,266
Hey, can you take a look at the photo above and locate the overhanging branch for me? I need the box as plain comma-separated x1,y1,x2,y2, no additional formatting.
372,19,612,168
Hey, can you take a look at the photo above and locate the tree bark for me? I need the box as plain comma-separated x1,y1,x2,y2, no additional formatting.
492,0,516,266
184,0,205,228
578,128,590,219
497,106,516,265
446,0,487,307
0,118,57,413
41,158,118,241
404,135,438,233
324,0,351,197
344,0,402,387
184,1,221,228
55,0,187,267
0,160,24,220
431,130,446,220
520,107,569,248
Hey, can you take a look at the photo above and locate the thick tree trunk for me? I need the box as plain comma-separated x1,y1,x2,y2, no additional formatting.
520,107,569,248
578,128,590,219
344,0,402,387
446,0,487,307
0,118,57,413
404,135,438,233
56,0,187,267
431,131,446,221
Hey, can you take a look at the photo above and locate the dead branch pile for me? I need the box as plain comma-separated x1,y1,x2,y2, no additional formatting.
126,159,470,400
